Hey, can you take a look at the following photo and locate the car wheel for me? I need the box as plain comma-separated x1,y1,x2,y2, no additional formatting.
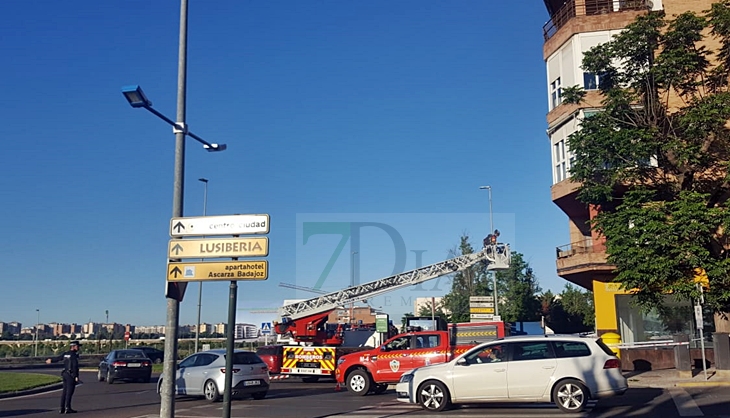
553,379,589,413
203,380,220,403
372,383,388,395
97,369,104,382
251,391,267,400
157,380,163,397
106,370,115,384
302,376,320,383
417,380,451,412
347,369,371,396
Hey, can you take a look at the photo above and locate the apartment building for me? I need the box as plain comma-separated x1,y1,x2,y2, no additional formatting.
540,0,714,344
0,322,22,335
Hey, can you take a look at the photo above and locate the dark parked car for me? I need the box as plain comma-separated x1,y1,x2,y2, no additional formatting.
134,346,165,364
97,349,153,384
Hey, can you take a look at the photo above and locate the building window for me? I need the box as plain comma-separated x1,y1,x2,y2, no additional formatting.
554,140,568,183
616,295,694,345
550,77,562,109
583,72,606,90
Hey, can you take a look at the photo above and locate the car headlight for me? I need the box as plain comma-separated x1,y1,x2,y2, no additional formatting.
399,373,414,383
337,358,346,365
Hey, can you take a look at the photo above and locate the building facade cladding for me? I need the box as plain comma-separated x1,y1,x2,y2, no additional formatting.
414,297,444,316
328,306,379,325
541,0,714,336
214,323,227,334
234,323,258,339
135,325,166,334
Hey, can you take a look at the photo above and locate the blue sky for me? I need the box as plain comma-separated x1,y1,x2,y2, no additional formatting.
0,1,565,329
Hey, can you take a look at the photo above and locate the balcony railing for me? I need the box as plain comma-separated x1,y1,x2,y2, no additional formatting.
543,0,651,41
556,237,598,258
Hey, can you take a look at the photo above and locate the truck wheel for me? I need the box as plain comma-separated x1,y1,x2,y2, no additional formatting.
347,370,371,396
372,383,388,394
302,376,320,383
553,379,588,413
417,380,451,412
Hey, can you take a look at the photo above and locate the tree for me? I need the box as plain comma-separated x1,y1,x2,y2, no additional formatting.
400,312,414,330
559,284,595,329
417,300,449,319
495,252,542,322
441,233,491,323
564,3,730,331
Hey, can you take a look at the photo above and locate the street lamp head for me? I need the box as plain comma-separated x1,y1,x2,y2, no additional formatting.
198,178,208,183
121,85,152,108
479,186,491,190
203,143,227,152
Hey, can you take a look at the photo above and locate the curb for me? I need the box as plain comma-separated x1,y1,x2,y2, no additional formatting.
677,381,730,387
0,382,63,400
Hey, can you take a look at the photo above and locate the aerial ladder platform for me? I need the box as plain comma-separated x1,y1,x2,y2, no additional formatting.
274,242,510,345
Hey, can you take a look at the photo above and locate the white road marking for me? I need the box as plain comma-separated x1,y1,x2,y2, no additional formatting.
669,387,704,417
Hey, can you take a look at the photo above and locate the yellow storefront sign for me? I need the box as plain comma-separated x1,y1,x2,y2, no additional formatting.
167,261,268,282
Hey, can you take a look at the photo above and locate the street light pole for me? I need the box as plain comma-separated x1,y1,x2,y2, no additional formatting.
34,309,39,357
194,178,208,354
479,186,494,233
121,3,225,417
350,251,358,325
479,186,499,318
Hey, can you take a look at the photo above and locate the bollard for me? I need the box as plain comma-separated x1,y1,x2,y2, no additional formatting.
601,332,621,359
673,334,691,378
713,332,730,378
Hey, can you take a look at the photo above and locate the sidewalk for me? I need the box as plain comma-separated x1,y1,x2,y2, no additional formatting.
625,367,730,388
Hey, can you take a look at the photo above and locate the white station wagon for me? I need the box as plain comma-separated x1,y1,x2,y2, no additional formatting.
396,335,627,413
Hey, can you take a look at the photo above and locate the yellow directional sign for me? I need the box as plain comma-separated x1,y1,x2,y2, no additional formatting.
168,238,268,259
469,307,495,314
167,261,268,282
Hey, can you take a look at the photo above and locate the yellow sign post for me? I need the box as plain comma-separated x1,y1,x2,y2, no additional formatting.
469,307,495,314
693,267,709,289
167,261,268,282
168,237,268,259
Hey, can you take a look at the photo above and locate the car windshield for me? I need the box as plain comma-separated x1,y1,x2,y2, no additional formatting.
231,352,264,365
116,350,146,359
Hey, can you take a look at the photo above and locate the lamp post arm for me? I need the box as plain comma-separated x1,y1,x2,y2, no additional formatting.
142,106,223,151
143,105,178,129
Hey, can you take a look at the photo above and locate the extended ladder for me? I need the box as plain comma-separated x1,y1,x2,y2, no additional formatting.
278,243,510,322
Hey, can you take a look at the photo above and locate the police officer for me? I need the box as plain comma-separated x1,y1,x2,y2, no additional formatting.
46,340,81,414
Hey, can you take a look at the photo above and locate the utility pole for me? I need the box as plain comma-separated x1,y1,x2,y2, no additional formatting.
34,309,39,357
479,185,499,318
350,251,358,325
195,177,208,354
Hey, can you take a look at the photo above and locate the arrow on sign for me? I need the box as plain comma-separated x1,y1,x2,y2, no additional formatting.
173,221,186,234
170,243,184,256
169,266,182,278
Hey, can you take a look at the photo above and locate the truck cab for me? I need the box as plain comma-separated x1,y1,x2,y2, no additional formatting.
335,330,452,395
335,321,506,396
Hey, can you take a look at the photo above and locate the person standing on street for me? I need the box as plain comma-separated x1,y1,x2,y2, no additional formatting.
46,340,81,414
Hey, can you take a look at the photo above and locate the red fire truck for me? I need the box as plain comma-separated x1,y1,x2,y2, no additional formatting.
257,242,511,382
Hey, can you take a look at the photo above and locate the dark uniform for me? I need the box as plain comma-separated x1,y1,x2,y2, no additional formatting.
47,340,81,414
